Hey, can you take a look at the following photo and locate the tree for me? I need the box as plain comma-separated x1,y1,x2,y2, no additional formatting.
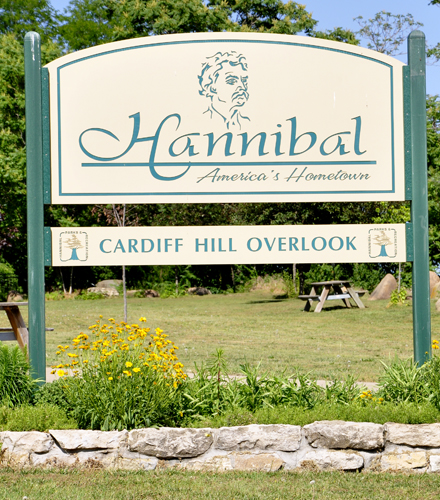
0,0,59,41
354,11,423,56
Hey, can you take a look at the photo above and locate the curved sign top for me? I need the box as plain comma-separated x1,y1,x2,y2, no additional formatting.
45,32,405,204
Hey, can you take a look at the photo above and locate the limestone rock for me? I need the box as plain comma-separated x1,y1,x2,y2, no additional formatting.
304,421,384,450
233,453,284,471
95,279,123,289
299,450,363,471
385,423,440,447
87,287,119,297
144,289,160,298
128,428,213,458
381,452,427,471
6,290,24,302
1,431,54,454
216,424,301,452
429,455,440,473
368,274,397,301
187,287,211,296
175,455,233,471
50,430,127,451
430,272,440,297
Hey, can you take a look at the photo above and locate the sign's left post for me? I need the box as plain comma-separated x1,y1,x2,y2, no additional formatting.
24,32,46,382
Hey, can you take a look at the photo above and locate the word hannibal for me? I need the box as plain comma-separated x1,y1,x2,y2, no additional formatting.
98,236,358,254
79,113,369,182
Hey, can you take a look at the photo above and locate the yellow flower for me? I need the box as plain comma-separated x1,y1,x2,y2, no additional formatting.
125,361,133,368
133,367,141,373
57,369,66,377
108,377,113,381
139,317,147,322
67,353,78,358
123,370,132,377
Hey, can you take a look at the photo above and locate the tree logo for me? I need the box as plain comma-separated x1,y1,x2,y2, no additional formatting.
368,228,397,258
59,231,88,262
198,51,250,129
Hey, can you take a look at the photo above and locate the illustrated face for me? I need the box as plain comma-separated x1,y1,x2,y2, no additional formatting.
213,63,248,109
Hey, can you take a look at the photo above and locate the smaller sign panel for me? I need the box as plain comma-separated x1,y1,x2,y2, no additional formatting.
50,224,407,266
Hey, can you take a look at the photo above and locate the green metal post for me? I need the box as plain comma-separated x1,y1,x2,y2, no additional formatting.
408,30,431,364
24,32,46,382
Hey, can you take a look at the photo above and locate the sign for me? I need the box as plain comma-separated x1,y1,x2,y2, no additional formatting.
45,33,405,204
49,224,408,266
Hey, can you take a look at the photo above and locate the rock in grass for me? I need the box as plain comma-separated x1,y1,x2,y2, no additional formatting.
304,421,384,450
216,424,301,452
385,423,440,447
128,428,214,458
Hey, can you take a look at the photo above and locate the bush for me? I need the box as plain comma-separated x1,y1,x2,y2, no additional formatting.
51,317,187,430
0,343,38,406
0,262,18,301
0,403,77,432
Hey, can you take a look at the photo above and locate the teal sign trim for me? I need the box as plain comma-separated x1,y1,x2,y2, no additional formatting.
403,65,412,200
41,67,51,204
54,38,397,199
405,222,413,261
44,227,52,266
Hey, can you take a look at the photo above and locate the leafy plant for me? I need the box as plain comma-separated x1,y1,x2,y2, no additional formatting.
0,403,77,432
0,262,18,301
51,317,187,430
387,288,408,307
0,343,38,406
377,357,431,404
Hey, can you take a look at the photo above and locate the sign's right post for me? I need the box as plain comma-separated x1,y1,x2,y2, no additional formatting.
408,30,431,364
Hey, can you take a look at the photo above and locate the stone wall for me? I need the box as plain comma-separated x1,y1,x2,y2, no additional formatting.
2,421,440,472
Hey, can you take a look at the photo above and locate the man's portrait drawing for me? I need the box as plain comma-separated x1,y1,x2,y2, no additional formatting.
198,51,250,129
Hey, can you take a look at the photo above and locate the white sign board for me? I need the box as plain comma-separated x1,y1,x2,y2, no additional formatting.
50,224,407,266
45,33,405,204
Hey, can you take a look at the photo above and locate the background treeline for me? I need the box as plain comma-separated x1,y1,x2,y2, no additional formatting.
0,0,439,298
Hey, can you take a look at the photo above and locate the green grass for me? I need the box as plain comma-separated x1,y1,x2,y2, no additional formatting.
2,291,438,381
1,469,440,499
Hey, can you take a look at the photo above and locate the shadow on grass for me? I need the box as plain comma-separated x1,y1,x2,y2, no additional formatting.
246,299,288,304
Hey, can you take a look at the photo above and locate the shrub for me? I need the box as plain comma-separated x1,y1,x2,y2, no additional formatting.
51,317,187,430
0,403,77,432
0,343,38,406
0,262,18,301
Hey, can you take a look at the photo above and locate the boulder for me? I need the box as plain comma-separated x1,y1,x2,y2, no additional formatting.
50,430,127,451
368,274,397,301
432,282,440,299
87,287,119,297
216,424,301,452
144,289,160,298
430,272,440,297
381,452,427,471
299,450,363,471
187,287,211,296
128,428,214,458
304,421,384,450
6,290,24,302
385,423,440,447
95,279,123,289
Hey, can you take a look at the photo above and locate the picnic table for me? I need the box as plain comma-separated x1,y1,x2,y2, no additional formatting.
299,280,367,313
0,302,54,350
0,302,29,348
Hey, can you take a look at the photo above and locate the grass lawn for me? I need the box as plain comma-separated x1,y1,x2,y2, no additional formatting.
2,291,439,381
1,469,440,499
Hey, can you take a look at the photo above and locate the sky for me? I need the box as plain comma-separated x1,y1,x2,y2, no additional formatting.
49,0,440,95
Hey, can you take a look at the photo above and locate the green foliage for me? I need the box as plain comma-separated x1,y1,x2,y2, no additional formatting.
189,402,440,428
0,403,77,432
53,318,186,430
0,343,38,406
0,262,18,301
34,378,72,415
354,11,423,55
378,357,432,404
74,290,105,300
387,288,408,307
